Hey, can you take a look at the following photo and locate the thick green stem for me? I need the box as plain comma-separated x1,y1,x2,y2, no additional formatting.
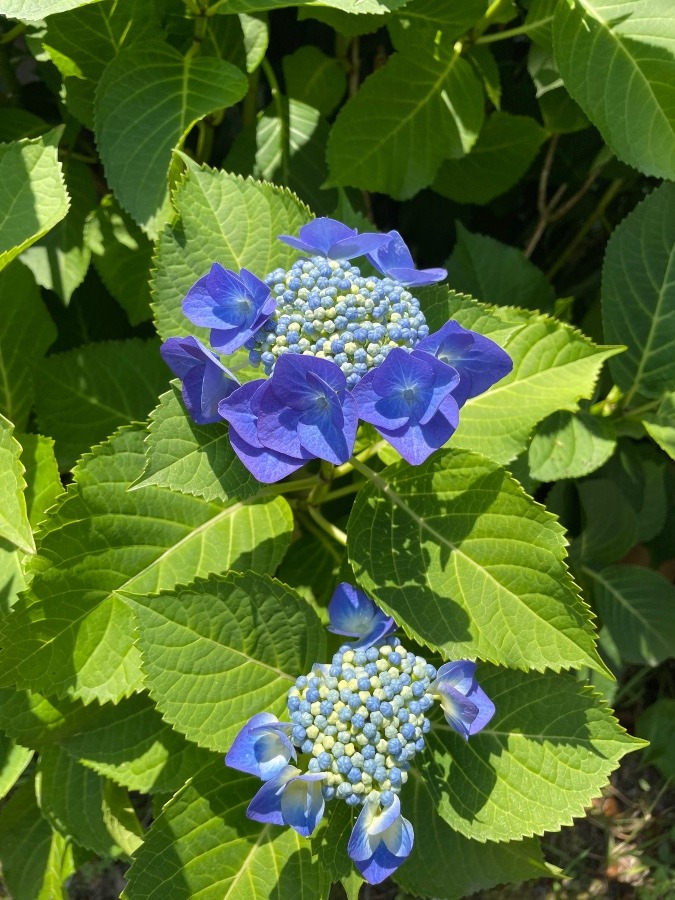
306,505,347,546
259,475,320,496
333,440,387,478
320,481,364,503
475,16,554,44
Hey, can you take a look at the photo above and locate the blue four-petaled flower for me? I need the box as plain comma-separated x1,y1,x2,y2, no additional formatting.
278,217,391,260
160,335,240,424
327,582,396,649
367,230,448,287
430,660,496,739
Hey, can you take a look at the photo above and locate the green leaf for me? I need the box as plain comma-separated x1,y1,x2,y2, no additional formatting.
276,528,342,610
316,0,406,11
226,98,335,213
95,39,248,235
636,699,675,781
643,391,675,460
38,746,121,858
0,687,84,747
602,182,675,402
446,224,555,312
0,539,27,618
314,801,354,882
84,195,154,325
19,432,64,529
553,0,675,179
20,159,96,304
124,763,325,900
282,46,347,115
136,385,256,503
0,781,73,900
0,732,33,800
297,5,386,36
584,565,675,666
0,109,49,143
125,571,326,753
524,0,557,48
42,0,156,128
574,479,638,567
422,666,643,842
0,414,35,555
0,134,70,272
0,427,294,704
599,442,667,543
152,161,311,342
393,0,488,38
466,44,501,108
396,773,549,898
452,312,622,464
528,45,590,133
420,285,525,340
326,38,484,199
433,112,546,204
34,337,170,470
0,261,56,431
528,410,617,481
0,0,103,17
348,449,605,674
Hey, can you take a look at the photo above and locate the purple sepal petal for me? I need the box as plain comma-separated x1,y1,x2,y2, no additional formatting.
160,336,239,425
416,321,513,406
247,766,326,837
366,230,447,286
431,660,495,738
348,795,414,885
327,583,396,649
225,712,296,782
278,218,390,260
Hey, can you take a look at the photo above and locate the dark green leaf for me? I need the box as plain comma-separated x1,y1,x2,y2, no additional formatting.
528,410,617,481
282,46,347,115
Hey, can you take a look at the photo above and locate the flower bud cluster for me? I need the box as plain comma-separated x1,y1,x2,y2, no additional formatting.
248,257,429,387
287,642,436,808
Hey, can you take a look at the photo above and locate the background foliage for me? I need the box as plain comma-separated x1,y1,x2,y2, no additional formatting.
0,0,673,898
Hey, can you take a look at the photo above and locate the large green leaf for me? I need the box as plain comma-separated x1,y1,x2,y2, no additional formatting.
528,410,617,481
584,565,675,666
422,666,643,842
0,781,73,900
452,312,622,463
136,385,255,503
0,262,56,431
420,286,526,341
433,112,546,204
393,0,488,37
34,337,169,470
602,182,675,402
0,134,69,272
574,479,638,567
446,224,555,312
348,449,605,674
152,161,311,341
553,0,675,179
124,763,325,900
0,732,33,800
0,427,294,704
396,773,549,898
19,432,64,529
0,414,35,555
282,46,347,115
326,37,484,199
0,0,102,18
126,571,326,752
95,39,248,235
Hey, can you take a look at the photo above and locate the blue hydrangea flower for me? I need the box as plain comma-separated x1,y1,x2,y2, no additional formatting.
348,794,414,884
225,712,296,781
328,582,396,649
278,217,391,260
430,660,496,739
247,765,327,837
367,230,447,287
159,335,239,424
351,347,460,465
182,264,276,354
416,320,513,407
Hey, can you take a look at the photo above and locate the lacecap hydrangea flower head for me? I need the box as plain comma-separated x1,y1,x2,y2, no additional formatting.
161,218,512,482
225,583,495,884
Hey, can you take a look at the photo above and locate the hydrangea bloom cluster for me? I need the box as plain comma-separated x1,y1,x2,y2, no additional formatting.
226,583,495,885
161,218,513,482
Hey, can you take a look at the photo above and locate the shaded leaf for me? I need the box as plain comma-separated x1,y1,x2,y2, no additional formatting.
282,46,347,115
0,414,35,555
575,479,638,567
528,410,617,481
0,732,33,800
643,391,675,460
528,45,589,134
19,432,64,529
636,699,675,781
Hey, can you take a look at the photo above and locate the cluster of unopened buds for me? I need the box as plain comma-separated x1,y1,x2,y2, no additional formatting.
161,218,512,482
225,583,495,884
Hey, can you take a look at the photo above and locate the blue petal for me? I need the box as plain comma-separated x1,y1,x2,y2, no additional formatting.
279,774,326,837
218,380,267,448
467,683,496,736
228,428,307,483
160,336,239,425
327,583,379,637
246,765,298,826
297,388,358,465
271,353,347,410
278,218,390,260
367,231,447,286
373,403,457,465
329,231,392,260
386,266,448,287
433,660,477,696
436,684,480,739
351,612,396,650
348,796,414,885
225,712,296,781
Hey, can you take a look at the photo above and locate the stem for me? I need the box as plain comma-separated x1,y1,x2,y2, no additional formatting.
261,57,289,185
473,0,513,39
333,440,387,478
242,68,260,128
320,481,364,503
259,476,319,496
306,505,347,546
475,16,554,44
0,22,26,44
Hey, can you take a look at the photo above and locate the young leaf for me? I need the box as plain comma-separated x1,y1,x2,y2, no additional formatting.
553,0,675,180
396,773,549,898
0,262,56,431
0,134,70,272
125,571,326,753
19,433,64,529
602,182,675,402
34,337,170,470
0,732,33,800
0,427,294,704
348,449,606,674
422,666,644,842
584,565,675,666
433,112,546,205
124,763,325,900
153,162,311,341
95,39,248,235
0,414,35,555
643,391,675,460
446,224,555,312
326,38,484,198
282,46,347,115
528,410,617,481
